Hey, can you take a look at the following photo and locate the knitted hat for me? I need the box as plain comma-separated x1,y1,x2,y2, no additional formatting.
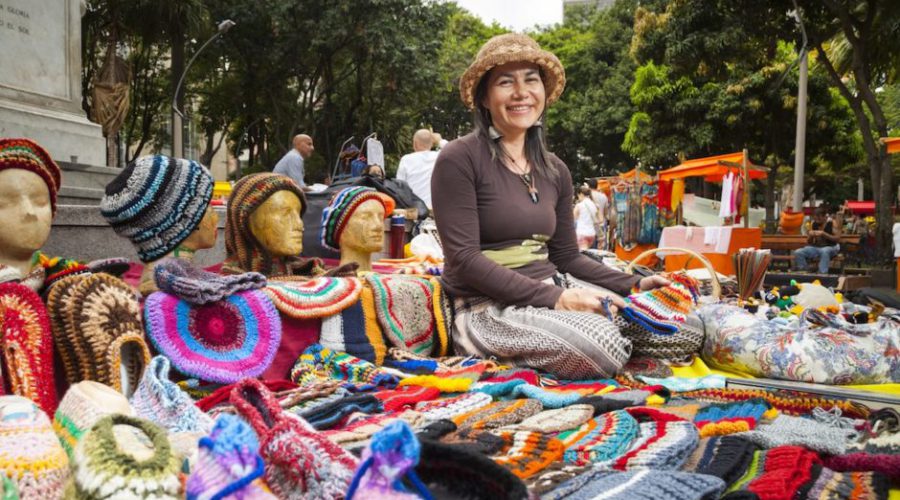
505,404,595,433
223,173,306,275
319,283,387,364
0,396,70,499
296,393,382,430
562,409,640,466
264,276,362,319
452,399,544,434
46,273,150,397
415,438,529,500
320,187,394,252
727,446,821,500
694,398,776,437
365,274,438,356
229,378,358,499
144,289,281,384
611,406,700,471
415,392,494,422
736,413,857,456
101,155,214,263
290,344,399,388
459,33,566,110
186,413,274,500
0,138,61,214
374,385,441,413
53,381,133,459
803,467,889,500
324,410,424,451
683,436,759,489
545,469,725,500
0,282,57,414
71,414,183,499
130,356,214,435
493,430,565,479
154,257,267,305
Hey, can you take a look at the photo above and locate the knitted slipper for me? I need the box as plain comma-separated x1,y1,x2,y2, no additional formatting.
0,396,70,499
230,378,358,499
346,420,433,500
0,283,57,414
130,356,213,435
144,289,281,384
154,257,266,305
186,413,274,500
263,277,362,319
53,380,133,459
72,414,182,498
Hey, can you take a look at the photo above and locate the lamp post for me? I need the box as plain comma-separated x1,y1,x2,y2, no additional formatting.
172,19,236,158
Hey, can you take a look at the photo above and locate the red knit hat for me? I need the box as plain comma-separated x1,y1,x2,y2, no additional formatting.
0,138,61,215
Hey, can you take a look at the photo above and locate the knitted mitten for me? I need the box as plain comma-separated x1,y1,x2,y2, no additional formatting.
230,378,358,499
71,415,182,499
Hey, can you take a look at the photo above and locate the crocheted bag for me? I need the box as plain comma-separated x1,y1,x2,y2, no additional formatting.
186,413,275,500
0,396,69,500
53,380,134,459
229,378,358,499
130,355,213,435
346,420,432,500
365,274,439,356
263,277,362,319
46,273,151,397
71,414,183,499
0,282,57,414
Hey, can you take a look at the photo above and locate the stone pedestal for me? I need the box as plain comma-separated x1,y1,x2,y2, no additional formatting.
0,0,107,190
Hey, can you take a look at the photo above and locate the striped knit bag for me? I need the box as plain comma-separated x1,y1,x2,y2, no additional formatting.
365,274,438,356
230,378,358,499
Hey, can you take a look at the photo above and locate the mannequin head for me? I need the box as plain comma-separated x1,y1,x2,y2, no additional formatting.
0,138,61,277
101,155,214,263
248,190,304,257
320,187,394,273
224,173,307,275
178,205,219,252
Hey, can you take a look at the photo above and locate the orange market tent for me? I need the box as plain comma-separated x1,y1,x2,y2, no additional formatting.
883,137,900,154
658,152,768,182
618,168,654,182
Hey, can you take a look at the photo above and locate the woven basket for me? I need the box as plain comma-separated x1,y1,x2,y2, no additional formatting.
624,247,721,299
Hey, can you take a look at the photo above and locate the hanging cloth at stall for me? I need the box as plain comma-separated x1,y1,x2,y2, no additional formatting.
638,183,660,244
670,180,685,211
718,172,734,219
612,186,628,248
732,174,745,224
657,180,672,210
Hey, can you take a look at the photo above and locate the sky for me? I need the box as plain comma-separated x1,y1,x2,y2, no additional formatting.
450,0,564,32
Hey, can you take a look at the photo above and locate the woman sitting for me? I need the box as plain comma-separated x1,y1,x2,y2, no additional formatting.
432,33,668,379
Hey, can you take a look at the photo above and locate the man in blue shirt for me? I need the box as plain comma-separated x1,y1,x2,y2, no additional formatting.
273,134,314,191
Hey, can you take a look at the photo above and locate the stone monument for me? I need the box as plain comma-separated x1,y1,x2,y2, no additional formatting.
0,0,111,203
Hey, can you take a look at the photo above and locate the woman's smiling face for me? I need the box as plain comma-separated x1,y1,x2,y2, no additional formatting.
481,61,546,137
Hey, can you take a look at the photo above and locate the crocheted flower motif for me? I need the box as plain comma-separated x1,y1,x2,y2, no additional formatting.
263,277,362,319
0,283,57,414
144,290,281,384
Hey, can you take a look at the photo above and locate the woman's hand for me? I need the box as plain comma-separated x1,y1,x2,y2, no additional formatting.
555,288,625,314
639,275,670,291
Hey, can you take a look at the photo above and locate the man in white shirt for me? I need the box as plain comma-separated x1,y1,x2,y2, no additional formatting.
397,129,439,209
273,134,314,191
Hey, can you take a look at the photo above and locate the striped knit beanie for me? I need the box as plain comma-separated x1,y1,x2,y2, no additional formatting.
71,415,183,499
683,436,759,489
0,396,70,499
545,469,725,500
320,186,394,252
0,138,61,215
101,155,214,263
223,173,306,275
611,406,700,471
53,381,134,459
562,409,640,466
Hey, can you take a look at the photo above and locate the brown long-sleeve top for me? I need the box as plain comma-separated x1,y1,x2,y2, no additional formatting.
432,132,641,308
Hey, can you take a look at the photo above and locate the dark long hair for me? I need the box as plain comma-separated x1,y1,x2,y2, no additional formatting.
472,69,558,180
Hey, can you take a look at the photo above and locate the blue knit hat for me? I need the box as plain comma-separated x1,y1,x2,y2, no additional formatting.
101,155,214,262
319,187,393,252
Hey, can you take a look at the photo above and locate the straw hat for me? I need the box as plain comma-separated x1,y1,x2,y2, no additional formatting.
459,33,566,110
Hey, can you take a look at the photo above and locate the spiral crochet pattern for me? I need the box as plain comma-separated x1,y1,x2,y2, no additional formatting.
223,173,307,275
101,155,214,263
0,282,58,414
0,396,70,500
144,289,282,384
71,414,183,499
263,277,362,319
0,138,61,214
320,187,394,252
46,273,150,397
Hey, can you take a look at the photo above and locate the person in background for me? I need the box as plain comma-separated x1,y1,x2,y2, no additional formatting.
793,206,841,273
574,186,599,250
363,164,385,181
273,134,314,191
590,185,608,249
397,129,439,210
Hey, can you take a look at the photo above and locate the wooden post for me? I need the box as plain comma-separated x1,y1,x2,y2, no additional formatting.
742,148,750,228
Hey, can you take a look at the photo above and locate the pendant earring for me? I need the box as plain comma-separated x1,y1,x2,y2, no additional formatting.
488,126,503,140
531,119,543,128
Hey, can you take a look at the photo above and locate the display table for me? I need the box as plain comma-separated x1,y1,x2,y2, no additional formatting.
657,226,762,275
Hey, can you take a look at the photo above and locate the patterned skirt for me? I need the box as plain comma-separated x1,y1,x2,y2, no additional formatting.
449,276,632,380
